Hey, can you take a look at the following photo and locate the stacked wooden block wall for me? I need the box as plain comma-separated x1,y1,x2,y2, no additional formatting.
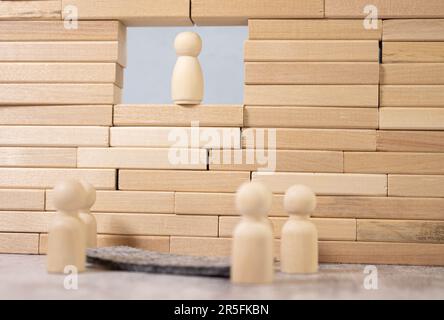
1,0,444,265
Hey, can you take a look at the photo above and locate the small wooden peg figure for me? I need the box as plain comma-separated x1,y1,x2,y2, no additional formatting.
47,179,87,274
281,185,318,274
231,182,274,284
79,180,97,248
171,32,204,105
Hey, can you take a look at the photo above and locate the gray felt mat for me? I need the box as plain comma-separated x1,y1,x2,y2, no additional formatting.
87,246,230,278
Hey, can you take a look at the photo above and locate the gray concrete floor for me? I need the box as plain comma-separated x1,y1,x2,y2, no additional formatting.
1,254,444,300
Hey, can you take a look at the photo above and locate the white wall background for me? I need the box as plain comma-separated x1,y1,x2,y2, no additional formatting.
123,27,247,104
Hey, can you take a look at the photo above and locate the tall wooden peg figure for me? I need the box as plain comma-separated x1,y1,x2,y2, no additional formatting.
231,182,274,284
47,179,87,274
79,180,97,248
281,185,318,274
171,32,204,105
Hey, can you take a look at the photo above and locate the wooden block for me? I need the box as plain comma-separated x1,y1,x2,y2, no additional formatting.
175,192,237,215
380,108,444,130
171,237,233,257
0,105,113,126
249,19,382,40
0,63,123,87
0,189,44,211
110,127,241,149
0,1,60,20
380,86,444,107
39,234,170,254
315,196,444,220
0,233,39,254
63,0,192,26
0,147,77,168
192,0,323,25
377,130,444,152
244,107,379,129
0,168,116,189
119,170,250,192
389,175,444,197
209,149,344,172
113,104,243,127
381,64,444,85
358,219,444,244
245,62,379,85
325,0,444,18
244,40,379,62
242,128,377,151
0,84,121,105
0,211,52,233
252,172,387,195
77,148,207,170
383,19,444,41
383,42,444,63
319,241,444,266
344,152,444,174
46,190,174,213
244,85,378,107
0,41,125,66
0,126,109,147
219,216,357,241
0,20,125,41
95,214,218,237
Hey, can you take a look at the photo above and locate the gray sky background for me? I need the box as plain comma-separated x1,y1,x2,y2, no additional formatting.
123,27,247,104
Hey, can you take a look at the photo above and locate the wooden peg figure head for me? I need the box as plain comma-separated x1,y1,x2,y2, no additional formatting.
284,185,317,217
174,32,202,57
236,181,272,218
53,179,87,213
79,180,96,211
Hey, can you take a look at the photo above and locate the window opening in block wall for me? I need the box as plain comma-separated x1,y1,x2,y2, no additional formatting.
123,26,247,104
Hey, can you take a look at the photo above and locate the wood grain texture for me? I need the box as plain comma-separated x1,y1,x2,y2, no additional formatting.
209,149,344,172
175,192,237,216
244,107,378,129
358,219,444,244
219,216,357,241
249,19,382,40
325,0,444,18
0,84,121,105
383,42,444,63
242,129,376,151
0,168,116,189
245,62,379,85
381,64,444,85
0,211,52,233
0,189,44,211
0,42,125,66
0,1,60,20
192,0,323,25
0,147,77,168
380,86,444,107
170,237,234,257
245,40,379,62
77,148,207,170
252,172,387,195
383,19,444,41
0,126,109,147
0,105,113,126
389,175,444,197
0,20,125,41
114,105,243,127
119,170,250,192
0,233,39,254
344,152,444,174
46,190,174,213
315,196,444,220
63,0,192,26
377,131,444,152
245,85,378,107
0,63,123,87
110,127,241,149
380,108,444,130
39,234,170,254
